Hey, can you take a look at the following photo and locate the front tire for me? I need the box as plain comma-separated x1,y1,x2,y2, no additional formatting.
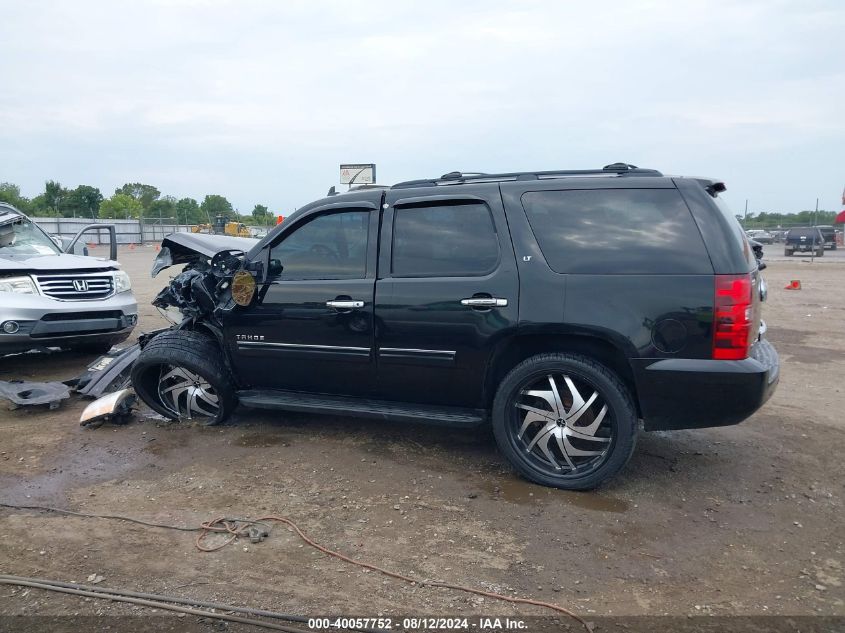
492,353,637,490
131,330,236,425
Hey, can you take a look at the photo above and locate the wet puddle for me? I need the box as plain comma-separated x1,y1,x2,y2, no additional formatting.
235,432,291,448
479,477,629,513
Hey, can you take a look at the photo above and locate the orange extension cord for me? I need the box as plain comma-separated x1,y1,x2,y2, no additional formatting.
0,503,588,631
197,515,589,630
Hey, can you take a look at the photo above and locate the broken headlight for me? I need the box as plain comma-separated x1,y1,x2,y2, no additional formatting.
0,275,37,294
157,305,184,325
114,270,132,293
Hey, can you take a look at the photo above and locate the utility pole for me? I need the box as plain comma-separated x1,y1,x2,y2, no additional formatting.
743,199,749,227
810,198,818,263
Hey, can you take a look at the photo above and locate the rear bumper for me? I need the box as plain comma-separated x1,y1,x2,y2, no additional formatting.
633,338,779,431
785,243,821,252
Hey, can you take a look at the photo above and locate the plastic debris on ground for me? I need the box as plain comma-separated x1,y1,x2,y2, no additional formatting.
0,380,70,410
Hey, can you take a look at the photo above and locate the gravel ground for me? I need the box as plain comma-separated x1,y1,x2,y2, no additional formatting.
0,246,843,631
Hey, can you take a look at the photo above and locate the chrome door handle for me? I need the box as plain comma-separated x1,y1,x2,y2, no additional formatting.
326,300,364,309
460,297,508,307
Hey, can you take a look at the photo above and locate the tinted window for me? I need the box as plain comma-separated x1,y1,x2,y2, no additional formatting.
787,228,821,239
269,210,369,280
391,202,499,277
521,189,712,274
711,195,755,270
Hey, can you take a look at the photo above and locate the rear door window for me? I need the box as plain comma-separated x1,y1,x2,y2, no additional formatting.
391,202,499,277
787,228,821,239
521,188,712,274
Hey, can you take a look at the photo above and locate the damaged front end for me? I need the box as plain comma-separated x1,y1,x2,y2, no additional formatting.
77,233,259,426
151,233,259,329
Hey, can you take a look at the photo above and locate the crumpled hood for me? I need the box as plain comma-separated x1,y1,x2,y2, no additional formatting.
152,232,257,276
0,252,116,273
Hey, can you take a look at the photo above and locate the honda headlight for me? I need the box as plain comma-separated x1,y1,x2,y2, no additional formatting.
114,270,132,293
0,275,37,294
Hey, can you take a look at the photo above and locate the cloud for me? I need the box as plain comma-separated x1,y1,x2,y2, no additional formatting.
0,0,843,212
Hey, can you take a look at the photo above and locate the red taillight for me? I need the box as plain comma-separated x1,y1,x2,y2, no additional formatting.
713,274,753,360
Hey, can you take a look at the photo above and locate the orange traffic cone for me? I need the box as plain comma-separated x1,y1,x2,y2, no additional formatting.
784,280,801,290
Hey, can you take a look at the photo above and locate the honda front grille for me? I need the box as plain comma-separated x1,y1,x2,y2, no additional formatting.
35,274,114,300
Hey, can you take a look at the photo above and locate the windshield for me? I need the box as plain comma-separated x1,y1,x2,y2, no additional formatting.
0,217,62,256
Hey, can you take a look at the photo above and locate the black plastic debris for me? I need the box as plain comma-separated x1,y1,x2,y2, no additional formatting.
73,343,142,398
0,380,70,409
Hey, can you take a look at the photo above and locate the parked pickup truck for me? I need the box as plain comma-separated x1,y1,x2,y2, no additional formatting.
131,163,778,490
0,202,137,355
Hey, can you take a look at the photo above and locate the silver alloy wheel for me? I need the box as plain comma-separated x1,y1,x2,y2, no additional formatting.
513,373,612,473
157,365,220,421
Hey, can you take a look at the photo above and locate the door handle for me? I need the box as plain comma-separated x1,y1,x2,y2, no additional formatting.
326,300,364,309
460,297,508,308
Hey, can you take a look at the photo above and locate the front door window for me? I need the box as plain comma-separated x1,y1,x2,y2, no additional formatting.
269,211,369,280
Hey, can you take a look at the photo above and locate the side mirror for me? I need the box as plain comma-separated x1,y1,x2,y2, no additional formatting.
268,258,283,277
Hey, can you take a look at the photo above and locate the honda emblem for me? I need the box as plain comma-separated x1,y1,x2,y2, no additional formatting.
73,279,89,292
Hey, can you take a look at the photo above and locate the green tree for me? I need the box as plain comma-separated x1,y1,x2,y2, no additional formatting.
0,183,31,212
64,185,103,219
175,197,203,224
99,193,143,219
200,194,234,221
251,204,270,224
44,180,66,215
115,183,160,210
148,195,177,222
28,194,53,216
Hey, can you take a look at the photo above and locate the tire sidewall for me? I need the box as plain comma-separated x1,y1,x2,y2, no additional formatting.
131,332,235,424
492,354,637,490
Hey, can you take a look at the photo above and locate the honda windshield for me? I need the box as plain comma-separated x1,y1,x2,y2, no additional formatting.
0,216,62,256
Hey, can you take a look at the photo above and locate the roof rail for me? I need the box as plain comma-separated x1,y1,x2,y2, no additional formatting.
392,163,662,189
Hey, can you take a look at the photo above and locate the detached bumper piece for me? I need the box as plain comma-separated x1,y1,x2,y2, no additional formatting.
74,343,141,398
635,338,779,431
0,380,70,410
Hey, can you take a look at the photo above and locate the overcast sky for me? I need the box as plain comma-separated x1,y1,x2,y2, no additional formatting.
1,0,843,215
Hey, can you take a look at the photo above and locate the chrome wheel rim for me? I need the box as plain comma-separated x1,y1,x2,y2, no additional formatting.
157,365,219,421
511,373,613,476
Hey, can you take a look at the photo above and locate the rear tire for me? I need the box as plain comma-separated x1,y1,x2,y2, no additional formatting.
491,353,638,490
784,250,792,256
131,330,236,425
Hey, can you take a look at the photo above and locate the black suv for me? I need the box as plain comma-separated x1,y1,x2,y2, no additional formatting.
784,227,825,257
132,163,779,490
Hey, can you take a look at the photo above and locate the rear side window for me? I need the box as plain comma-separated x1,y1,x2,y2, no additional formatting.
787,228,822,239
391,202,499,277
521,189,712,274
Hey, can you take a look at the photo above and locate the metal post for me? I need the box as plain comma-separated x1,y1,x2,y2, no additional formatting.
810,198,818,263
743,199,748,227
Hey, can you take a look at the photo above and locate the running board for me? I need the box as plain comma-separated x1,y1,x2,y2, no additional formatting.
237,389,487,428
